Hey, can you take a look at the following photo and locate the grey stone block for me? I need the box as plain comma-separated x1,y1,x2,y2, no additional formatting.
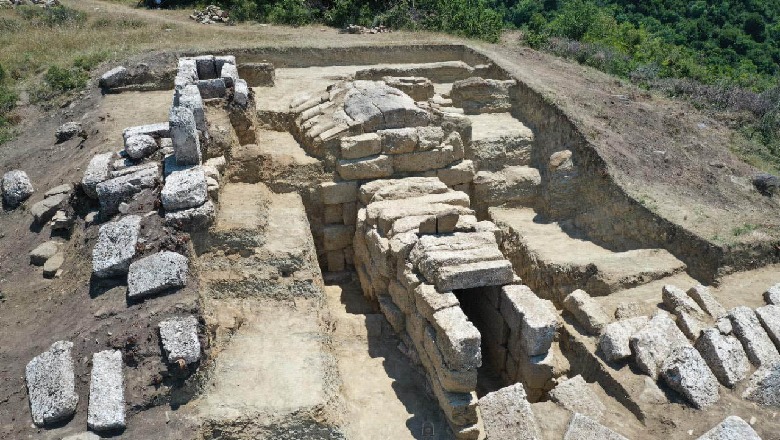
563,289,612,335
124,134,158,160
44,183,72,199
323,224,354,251
379,127,418,154
170,106,201,166
501,285,559,356
161,167,207,211
414,283,459,321
662,284,706,317
96,167,159,216
177,84,206,131
729,306,780,367
99,66,127,89
343,80,430,132
764,283,780,305
122,122,169,142
687,285,727,318
695,329,749,388
219,62,239,87
563,413,628,440
82,153,114,199
197,78,227,99
234,79,249,107
92,215,141,278
127,251,188,299
630,311,690,379
438,160,476,187
176,58,197,87
30,241,59,266
479,383,541,440
756,305,780,349
214,55,236,73
55,122,84,143
432,259,514,292
194,55,216,79
599,316,648,362
549,375,606,420
337,155,394,180
87,350,125,432
31,193,67,224
25,341,78,426
360,176,448,204
431,306,482,371
320,181,357,205
743,363,780,407
165,200,215,232
696,416,761,440
159,315,201,364
2,170,34,207
422,325,477,393
660,345,720,409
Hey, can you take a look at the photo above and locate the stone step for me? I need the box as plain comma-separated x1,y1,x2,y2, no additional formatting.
465,112,535,171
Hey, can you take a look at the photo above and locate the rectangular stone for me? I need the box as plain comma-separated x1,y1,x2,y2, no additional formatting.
755,305,780,352
563,289,612,336
324,204,343,224
320,181,357,205
438,160,476,187
327,249,345,272
431,375,479,427
122,122,169,142
423,325,478,393
501,285,559,356
379,127,418,154
388,279,413,315
378,294,405,334
432,306,482,371
695,329,749,388
415,246,505,281
393,145,457,173
630,311,691,379
197,78,227,99
729,306,780,367
390,214,437,236
437,211,460,233
26,341,78,427
341,133,381,159
87,350,125,432
323,225,354,251
480,383,540,440
238,62,275,87
194,55,216,79
687,285,727,318
169,106,201,166
177,84,206,131
415,283,459,322
337,155,393,180
342,202,357,225
433,260,515,292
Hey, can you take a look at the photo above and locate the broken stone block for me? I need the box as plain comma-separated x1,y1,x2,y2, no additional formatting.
170,106,201,166
473,166,540,211
31,193,67,224
110,162,159,179
25,341,78,426
360,176,448,204
43,252,64,278
563,413,628,440
194,55,216,79
630,310,690,379
421,325,478,393
479,383,541,440
662,284,706,317
715,316,733,335
743,363,780,407
159,315,201,364
343,80,430,132
161,167,207,211
165,200,215,232
438,160,476,187
414,283,459,321
44,183,72,199
729,306,780,367
549,375,606,420
393,145,458,173
501,285,558,356
99,66,127,89
96,167,159,216
234,79,249,107
214,55,236,73
124,134,158,160
450,77,515,114
87,350,125,432
696,416,761,440
340,133,381,159
563,289,612,335
695,328,749,388
599,316,648,362
687,285,727,318
92,215,141,278
660,345,719,409
30,241,59,266
755,305,780,349
677,310,707,341
82,153,114,199
219,62,239,87
431,306,482,371
197,78,227,99
127,251,188,299
55,122,85,143
2,170,34,207
337,154,394,180
379,127,418,154
614,302,645,320
764,283,780,305
416,126,445,151
177,84,206,131
382,76,434,101
122,122,170,142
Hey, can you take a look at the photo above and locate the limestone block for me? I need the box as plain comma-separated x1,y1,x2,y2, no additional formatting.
170,106,201,166
99,66,127,89
432,260,514,293
359,176,448,204
175,58,197,87
450,77,515,114
695,328,749,388
660,345,720,409
677,310,707,341
321,181,358,205
378,295,405,334
25,341,78,426
323,224,354,251
388,280,413,315
382,76,434,101
379,127,418,154
662,284,706,317
755,305,780,349
479,383,541,440
340,133,381,160
2,170,34,207
87,350,125,432
343,81,430,132
696,416,761,440
234,79,249,107
44,183,72,199
31,193,67,224
431,380,479,427
563,289,612,335
764,283,780,305
337,155,393,180
563,413,628,440
324,204,342,224
92,215,141,278
416,126,445,151
629,311,690,379
501,285,559,356
437,211,460,234
30,241,59,266
165,200,215,232
122,122,170,142
438,160,476,187
342,201,357,225
473,166,540,209
413,243,505,280
161,167,207,211
124,134,158,160
432,306,482,371
43,253,64,279
127,251,189,299
177,84,206,131
237,62,275,87
415,283,459,322
82,153,114,199
687,285,727,318
326,249,345,272
729,306,780,367
549,375,606,420
393,145,457,173
515,344,569,396
219,62,239,87
599,316,649,362
159,315,201,364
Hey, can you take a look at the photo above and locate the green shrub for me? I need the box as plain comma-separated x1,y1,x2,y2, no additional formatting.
16,5,86,27
264,0,318,26
44,65,88,92
73,51,112,71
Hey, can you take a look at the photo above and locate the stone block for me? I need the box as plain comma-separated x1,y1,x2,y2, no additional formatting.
177,84,206,131
516,344,569,396
337,155,393,180
324,204,342,224
175,58,197,87
161,167,208,211
122,122,170,142
340,133,381,160
342,202,357,225
219,62,239,87
432,259,514,292
764,283,780,305
599,316,648,362
25,341,78,426
479,383,541,440
125,134,158,160
31,193,67,224
421,325,478,393
416,126,445,151
755,305,780,349
238,62,275,87
159,315,201,364
43,253,64,279
44,183,72,199
214,55,236,73
92,215,141,278
677,310,707,341
127,251,189,299
320,181,357,205
743,363,780,407
563,413,628,440
436,211,460,234
662,284,706,317
327,249,345,272
170,106,201,166
695,328,749,388
393,145,457,173
501,285,558,356
660,345,720,409
629,311,690,379
194,55,216,79
729,306,780,367
473,166,540,209
87,350,125,432
55,122,84,143
360,176,448,204
382,76,434,101
2,170,34,207
697,416,761,440
82,153,114,199
430,306,482,372
323,224,354,251
438,160,476,187
549,375,606,420
234,79,249,107
99,66,127,89
563,289,612,335
388,280,413,315
165,200,215,232
378,295,405,334
431,379,479,427
30,241,59,266
450,77,515,114
379,127,418,154
687,285,727,318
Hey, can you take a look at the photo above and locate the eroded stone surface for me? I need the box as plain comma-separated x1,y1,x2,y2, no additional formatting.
599,316,648,362
2,170,34,207
159,315,201,364
549,375,606,420
563,413,628,440
479,383,541,440
696,416,761,440
25,341,78,426
88,350,125,432
630,311,690,379
729,306,780,367
127,251,188,299
695,328,750,388
92,215,141,278
660,345,720,409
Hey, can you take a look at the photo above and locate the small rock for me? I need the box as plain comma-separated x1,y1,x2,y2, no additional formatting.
30,241,59,266
753,173,779,197
30,193,67,224
55,122,85,143
43,183,73,199
51,210,73,231
43,253,64,278
2,170,34,208
99,66,127,89
124,134,158,160
159,315,201,364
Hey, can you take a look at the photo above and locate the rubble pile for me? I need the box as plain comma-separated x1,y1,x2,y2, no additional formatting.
190,5,229,25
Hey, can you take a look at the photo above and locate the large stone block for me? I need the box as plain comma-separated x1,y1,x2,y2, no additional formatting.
549,375,606,420
323,224,355,251
127,251,189,299
501,285,559,356
96,167,159,216
320,181,357,205
379,127,418,155
729,306,780,367
359,176,448,204
343,80,430,132
393,145,458,173
177,84,206,131
169,106,201,166
660,345,720,409
696,416,761,440
219,62,239,87
87,350,125,432
337,154,393,180
695,328,749,388
743,363,780,407
630,311,690,379
755,304,780,349
663,284,706,317
92,215,141,278
82,152,114,199
382,76,434,101
438,160,476,187
99,66,127,89
165,200,215,231
197,78,226,99
599,316,649,362
414,283,459,322
194,55,216,79
563,289,612,335
124,134,158,160
687,285,727,318
2,169,34,207
563,413,628,440
450,77,515,114
473,166,540,210
122,122,170,142
422,325,478,393
479,383,540,440
432,306,482,371
161,167,208,211
238,62,275,87
159,315,201,364
25,341,78,426
378,294,405,334
340,133,381,159
431,259,514,292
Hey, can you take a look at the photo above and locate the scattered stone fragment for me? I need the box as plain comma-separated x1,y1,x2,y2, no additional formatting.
96,167,159,216
563,289,612,335
630,310,690,379
549,375,606,420
687,285,727,318
479,383,541,440
30,193,67,224
660,345,720,409
44,183,72,198
82,153,114,199
43,252,64,278
51,209,73,231
124,134,158,160
87,350,125,432
55,122,85,143
599,316,648,362
161,167,207,211
614,302,645,319
2,170,34,207
99,66,127,89
127,251,188,299
159,315,201,364
743,363,780,407
694,328,749,388
729,306,780,367
30,241,59,266
563,413,628,440
92,215,141,278
25,341,78,426
696,416,761,440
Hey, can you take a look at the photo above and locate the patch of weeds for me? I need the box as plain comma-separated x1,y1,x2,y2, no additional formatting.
74,50,112,72
44,65,88,92
16,5,86,27
732,223,758,237
0,17,22,32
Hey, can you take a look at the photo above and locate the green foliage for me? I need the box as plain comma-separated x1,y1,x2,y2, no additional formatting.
265,0,317,26
0,63,16,146
73,51,112,72
16,5,86,27
43,65,88,93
